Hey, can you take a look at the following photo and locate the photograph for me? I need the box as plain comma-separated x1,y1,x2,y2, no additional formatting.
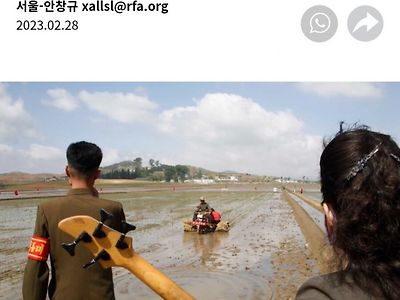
1,82,400,299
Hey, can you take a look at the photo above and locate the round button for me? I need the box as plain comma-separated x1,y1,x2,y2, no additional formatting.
348,6,383,42
301,5,338,43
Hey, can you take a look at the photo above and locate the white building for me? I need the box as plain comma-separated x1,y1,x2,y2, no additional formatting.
215,175,239,182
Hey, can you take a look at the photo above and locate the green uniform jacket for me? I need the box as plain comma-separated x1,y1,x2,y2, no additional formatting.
23,188,126,300
296,271,382,300
196,202,210,211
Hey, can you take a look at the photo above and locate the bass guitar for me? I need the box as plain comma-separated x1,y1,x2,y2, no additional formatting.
58,209,194,300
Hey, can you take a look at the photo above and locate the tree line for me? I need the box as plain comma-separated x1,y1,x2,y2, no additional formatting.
100,157,190,182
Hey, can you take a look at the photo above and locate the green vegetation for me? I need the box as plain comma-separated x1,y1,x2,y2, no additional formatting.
100,157,189,182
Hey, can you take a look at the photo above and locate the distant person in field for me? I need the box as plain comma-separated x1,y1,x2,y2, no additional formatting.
296,125,400,299
23,141,126,300
196,196,210,212
192,196,211,221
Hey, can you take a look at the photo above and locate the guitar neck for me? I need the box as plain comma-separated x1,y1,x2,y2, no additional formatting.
122,251,194,300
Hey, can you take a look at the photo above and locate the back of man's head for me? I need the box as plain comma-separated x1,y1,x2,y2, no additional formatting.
66,141,102,178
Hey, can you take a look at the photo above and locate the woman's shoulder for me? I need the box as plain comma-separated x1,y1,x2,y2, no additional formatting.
295,271,376,300
296,272,341,299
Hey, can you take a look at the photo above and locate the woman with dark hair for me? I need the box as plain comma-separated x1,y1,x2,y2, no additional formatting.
296,126,400,299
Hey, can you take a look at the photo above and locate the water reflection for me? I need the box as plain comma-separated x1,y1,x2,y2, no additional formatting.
182,232,228,265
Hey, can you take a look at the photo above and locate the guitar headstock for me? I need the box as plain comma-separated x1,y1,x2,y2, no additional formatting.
58,210,136,269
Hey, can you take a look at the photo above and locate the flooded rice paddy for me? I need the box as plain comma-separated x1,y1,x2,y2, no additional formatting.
0,189,322,299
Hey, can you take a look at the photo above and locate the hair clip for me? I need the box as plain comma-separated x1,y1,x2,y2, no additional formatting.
390,153,400,163
346,145,380,181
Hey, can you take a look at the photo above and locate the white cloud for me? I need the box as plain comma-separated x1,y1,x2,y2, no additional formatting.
158,93,322,178
0,144,13,154
25,144,64,160
101,148,122,167
298,82,383,98
0,144,65,173
0,84,39,142
42,89,79,111
100,149,159,168
79,91,158,123
159,93,303,142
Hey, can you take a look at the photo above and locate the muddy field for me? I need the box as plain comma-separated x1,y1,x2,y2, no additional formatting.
0,188,325,300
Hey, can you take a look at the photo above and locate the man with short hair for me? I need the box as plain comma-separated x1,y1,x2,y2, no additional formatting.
193,196,211,221
196,196,210,212
23,141,126,300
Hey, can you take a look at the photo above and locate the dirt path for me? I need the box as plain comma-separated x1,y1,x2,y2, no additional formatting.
291,192,323,212
283,191,332,274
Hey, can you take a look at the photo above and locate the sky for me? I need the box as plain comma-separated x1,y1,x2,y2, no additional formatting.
0,82,399,179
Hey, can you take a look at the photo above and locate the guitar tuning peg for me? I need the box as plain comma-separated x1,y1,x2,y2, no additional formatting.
121,220,136,234
116,220,136,249
62,231,92,256
82,249,111,269
92,224,106,238
93,209,114,238
115,236,128,249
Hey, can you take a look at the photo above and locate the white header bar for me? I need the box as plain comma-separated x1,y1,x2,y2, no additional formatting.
0,0,398,81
